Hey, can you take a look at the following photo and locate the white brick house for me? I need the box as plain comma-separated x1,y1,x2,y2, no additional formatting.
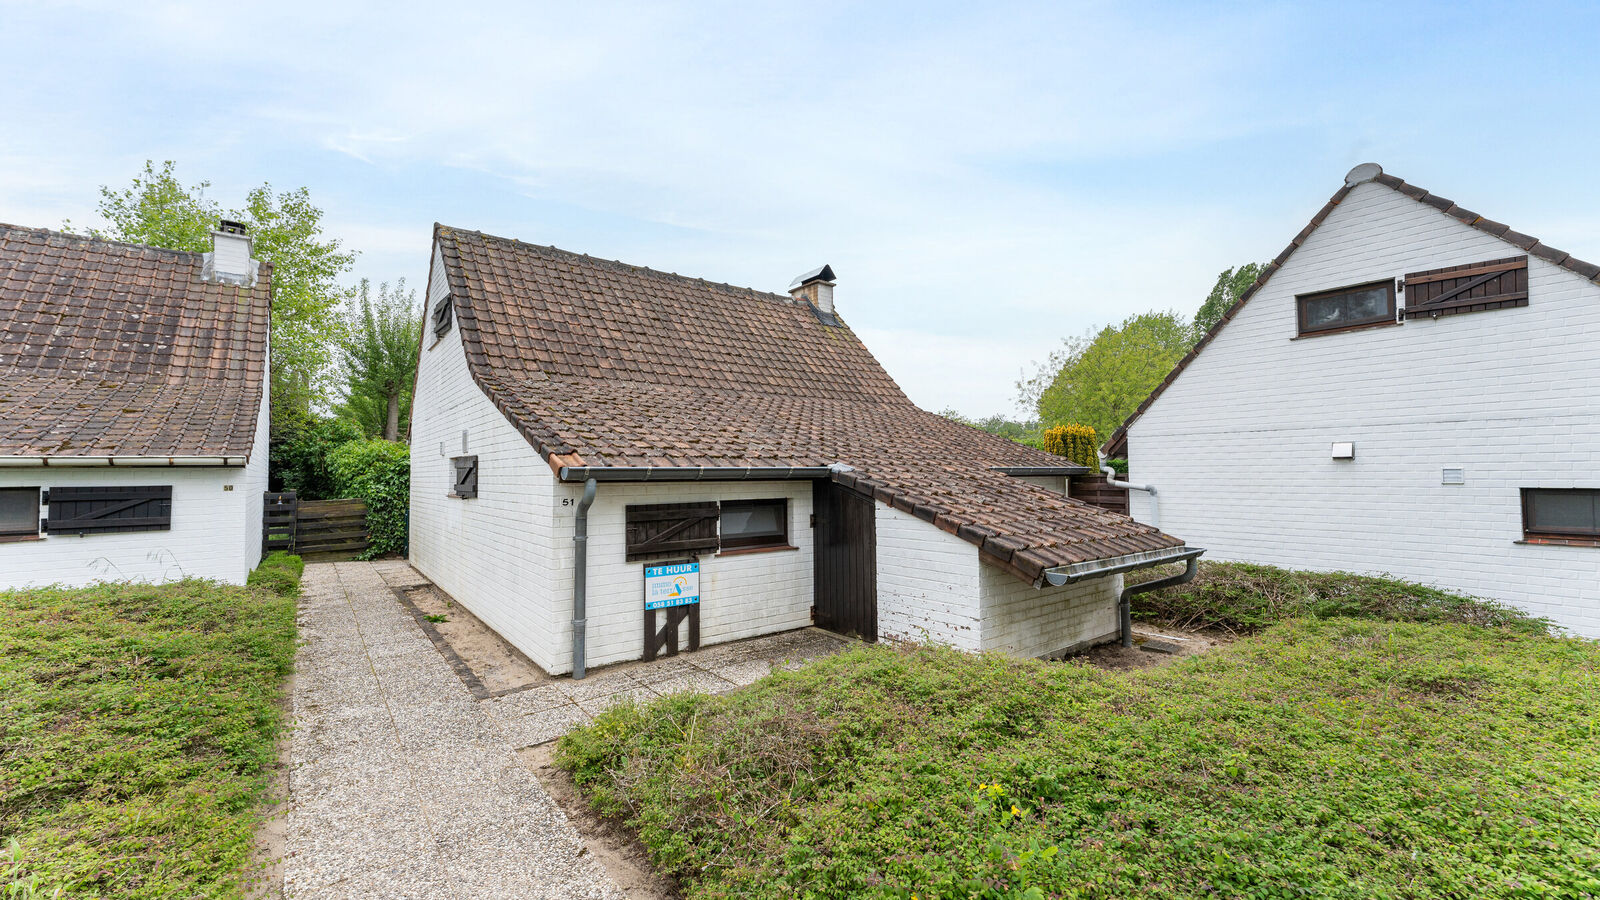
0,224,271,588
410,227,1198,677
1104,164,1600,637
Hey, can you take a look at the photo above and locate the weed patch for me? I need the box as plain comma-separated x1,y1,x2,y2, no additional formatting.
0,565,297,898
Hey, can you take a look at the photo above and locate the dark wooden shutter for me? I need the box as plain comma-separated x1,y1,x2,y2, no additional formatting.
47,485,172,535
431,293,454,337
625,502,719,561
451,456,478,498
1403,255,1527,320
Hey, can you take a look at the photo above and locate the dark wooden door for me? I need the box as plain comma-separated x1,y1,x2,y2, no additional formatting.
813,481,877,641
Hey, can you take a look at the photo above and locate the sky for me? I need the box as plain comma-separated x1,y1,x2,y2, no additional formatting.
3,0,1598,418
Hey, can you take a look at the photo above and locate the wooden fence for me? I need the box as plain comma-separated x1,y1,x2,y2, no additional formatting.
262,492,371,562
1068,474,1129,516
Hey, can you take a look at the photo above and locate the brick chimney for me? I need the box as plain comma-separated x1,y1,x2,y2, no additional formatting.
202,219,259,286
789,265,836,319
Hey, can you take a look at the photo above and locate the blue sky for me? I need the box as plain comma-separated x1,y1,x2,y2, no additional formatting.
3,1,1597,417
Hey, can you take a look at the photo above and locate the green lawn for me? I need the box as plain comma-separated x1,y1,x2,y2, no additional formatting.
559,574,1600,899
0,554,301,899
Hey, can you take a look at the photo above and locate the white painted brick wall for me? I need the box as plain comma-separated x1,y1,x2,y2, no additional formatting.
0,385,269,589
874,505,983,650
1128,180,1600,636
410,243,561,669
980,565,1120,657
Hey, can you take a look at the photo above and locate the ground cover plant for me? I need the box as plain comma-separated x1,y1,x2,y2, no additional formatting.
0,558,300,898
559,575,1599,899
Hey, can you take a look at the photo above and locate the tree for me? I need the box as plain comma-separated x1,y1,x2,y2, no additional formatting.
84,161,355,418
938,410,1042,447
1192,262,1265,338
337,279,422,440
1019,310,1193,440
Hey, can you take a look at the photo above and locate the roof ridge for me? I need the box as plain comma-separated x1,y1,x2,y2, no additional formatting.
1102,163,1600,455
435,224,798,305
0,222,207,261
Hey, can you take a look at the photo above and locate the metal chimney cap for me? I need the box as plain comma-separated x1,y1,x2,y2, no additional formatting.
217,219,249,235
788,264,836,289
1344,163,1383,185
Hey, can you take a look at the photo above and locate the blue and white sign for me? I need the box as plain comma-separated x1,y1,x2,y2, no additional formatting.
644,562,700,610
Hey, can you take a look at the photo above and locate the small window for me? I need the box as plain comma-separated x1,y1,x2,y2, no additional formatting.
1296,279,1396,336
451,456,478,498
431,293,453,339
720,499,789,551
1522,489,1600,542
0,487,41,539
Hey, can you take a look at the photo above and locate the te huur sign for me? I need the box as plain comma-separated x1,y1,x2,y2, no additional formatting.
643,561,700,661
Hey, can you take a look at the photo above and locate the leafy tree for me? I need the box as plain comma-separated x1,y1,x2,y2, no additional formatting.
268,415,362,497
938,410,1042,447
1192,262,1265,338
337,279,421,440
83,161,355,418
1020,310,1193,440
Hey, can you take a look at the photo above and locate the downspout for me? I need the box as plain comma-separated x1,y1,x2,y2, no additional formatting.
1114,553,1200,648
571,477,597,680
1102,456,1158,528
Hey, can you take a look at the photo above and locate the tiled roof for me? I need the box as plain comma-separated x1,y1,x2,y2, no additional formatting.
434,225,1183,583
1102,163,1600,458
0,225,271,458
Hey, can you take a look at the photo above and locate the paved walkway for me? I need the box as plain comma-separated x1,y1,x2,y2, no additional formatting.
283,560,842,898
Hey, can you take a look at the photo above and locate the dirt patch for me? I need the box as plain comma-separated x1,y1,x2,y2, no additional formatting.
520,743,680,900
1073,628,1228,671
404,585,553,694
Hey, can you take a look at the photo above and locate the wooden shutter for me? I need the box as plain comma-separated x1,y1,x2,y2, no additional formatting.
47,485,172,535
451,456,478,498
431,293,454,337
1403,255,1527,320
625,502,719,561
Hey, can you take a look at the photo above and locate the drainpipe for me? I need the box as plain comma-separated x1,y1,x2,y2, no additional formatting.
571,477,597,680
1102,457,1158,528
1114,552,1200,648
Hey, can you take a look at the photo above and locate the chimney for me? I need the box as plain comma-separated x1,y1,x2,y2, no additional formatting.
788,264,837,321
202,219,259,286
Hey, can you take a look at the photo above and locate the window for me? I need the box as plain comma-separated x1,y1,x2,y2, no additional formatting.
431,293,453,339
47,486,172,535
0,487,40,539
1522,489,1600,543
451,456,478,498
626,502,719,561
1296,279,1397,336
720,499,789,551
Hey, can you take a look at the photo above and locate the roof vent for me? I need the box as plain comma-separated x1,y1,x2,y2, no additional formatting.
789,264,837,323
203,220,259,286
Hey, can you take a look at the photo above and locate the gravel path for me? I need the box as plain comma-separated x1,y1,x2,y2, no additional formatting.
282,560,843,898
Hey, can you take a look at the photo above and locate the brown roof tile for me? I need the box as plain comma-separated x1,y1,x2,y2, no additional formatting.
0,225,270,458
434,225,1182,580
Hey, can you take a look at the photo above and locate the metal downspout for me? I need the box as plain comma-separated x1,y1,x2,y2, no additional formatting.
572,478,598,680
1115,553,1200,648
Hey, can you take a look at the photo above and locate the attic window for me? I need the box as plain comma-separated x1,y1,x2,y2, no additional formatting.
1404,256,1528,320
1296,279,1396,336
431,293,453,339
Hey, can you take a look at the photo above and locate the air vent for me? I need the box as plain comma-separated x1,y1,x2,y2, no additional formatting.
1442,468,1466,485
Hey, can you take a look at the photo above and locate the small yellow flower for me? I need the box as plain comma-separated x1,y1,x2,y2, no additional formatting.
1011,805,1021,817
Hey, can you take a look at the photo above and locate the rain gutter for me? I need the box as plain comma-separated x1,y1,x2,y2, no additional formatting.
1042,545,1206,649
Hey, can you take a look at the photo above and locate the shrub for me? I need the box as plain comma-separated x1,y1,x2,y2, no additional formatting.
268,414,362,498
1040,423,1098,470
327,438,409,558
246,551,304,597
1128,561,1549,635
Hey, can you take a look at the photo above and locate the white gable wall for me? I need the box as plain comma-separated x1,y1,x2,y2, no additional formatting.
410,243,560,669
1126,180,1600,635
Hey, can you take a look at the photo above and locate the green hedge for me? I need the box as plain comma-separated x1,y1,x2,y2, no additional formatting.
327,438,409,559
246,552,304,598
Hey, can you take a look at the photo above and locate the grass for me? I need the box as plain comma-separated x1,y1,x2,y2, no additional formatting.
1128,560,1546,636
0,556,301,899
558,570,1600,899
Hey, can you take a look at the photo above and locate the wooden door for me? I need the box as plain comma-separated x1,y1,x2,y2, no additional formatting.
813,481,877,641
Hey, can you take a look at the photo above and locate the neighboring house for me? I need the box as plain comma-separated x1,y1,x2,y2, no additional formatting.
0,223,271,588
409,226,1198,676
1104,163,1600,637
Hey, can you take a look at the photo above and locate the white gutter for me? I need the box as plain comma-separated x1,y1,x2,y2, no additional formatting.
1102,456,1157,528
0,456,246,467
